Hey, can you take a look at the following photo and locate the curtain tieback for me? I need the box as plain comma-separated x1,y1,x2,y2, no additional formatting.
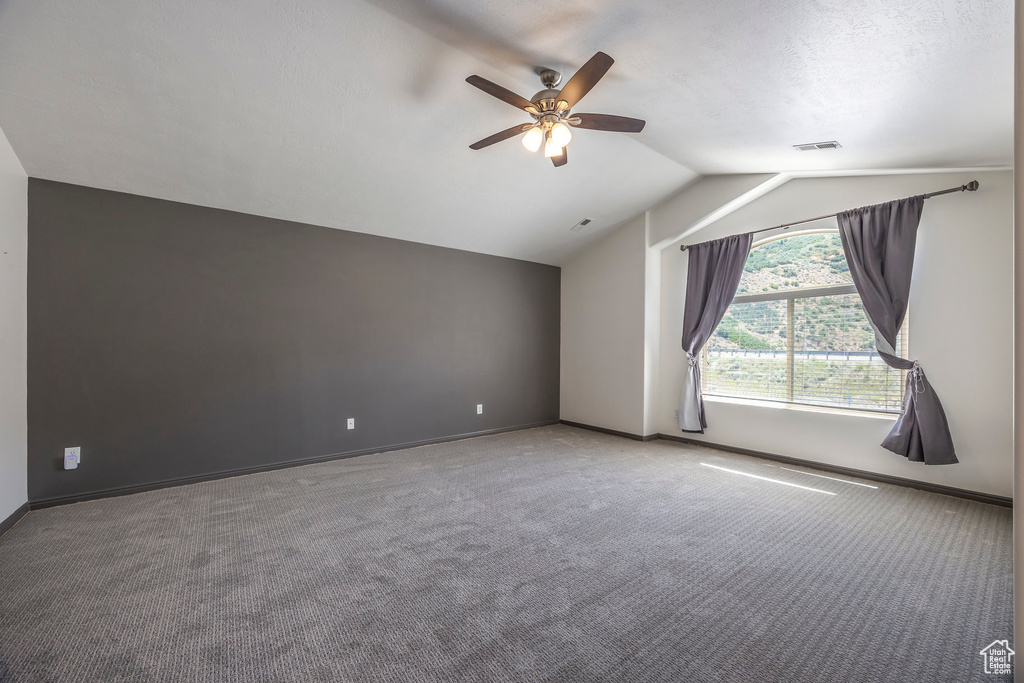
908,361,925,394
686,352,698,369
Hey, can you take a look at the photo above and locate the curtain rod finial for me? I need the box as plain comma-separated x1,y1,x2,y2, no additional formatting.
965,180,980,192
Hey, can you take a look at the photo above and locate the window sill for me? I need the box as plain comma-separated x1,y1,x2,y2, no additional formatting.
703,395,899,421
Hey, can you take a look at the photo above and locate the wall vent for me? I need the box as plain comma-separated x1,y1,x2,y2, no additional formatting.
793,140,842,151
569,218,592,232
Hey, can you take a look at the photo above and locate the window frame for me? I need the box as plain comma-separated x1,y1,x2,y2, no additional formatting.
700,230,909,415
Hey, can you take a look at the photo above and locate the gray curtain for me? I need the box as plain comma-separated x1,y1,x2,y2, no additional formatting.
837,196,957,465
679,233,753,433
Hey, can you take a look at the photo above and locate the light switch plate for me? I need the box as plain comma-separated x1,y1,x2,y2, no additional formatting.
476,404,483,414
347,418,355,430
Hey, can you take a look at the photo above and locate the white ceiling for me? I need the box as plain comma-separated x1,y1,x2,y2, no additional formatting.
0,0,1013,264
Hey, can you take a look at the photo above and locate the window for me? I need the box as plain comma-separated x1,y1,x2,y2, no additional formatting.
701,232,908,413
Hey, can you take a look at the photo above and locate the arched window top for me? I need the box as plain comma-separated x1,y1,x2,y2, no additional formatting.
737,231,852,295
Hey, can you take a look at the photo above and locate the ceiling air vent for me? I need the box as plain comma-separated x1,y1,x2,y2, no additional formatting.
570,218,593,232
794,140,842,151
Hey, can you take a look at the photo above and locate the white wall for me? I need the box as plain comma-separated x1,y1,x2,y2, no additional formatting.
642,214,661,436
560,215,648,435
0,124,27,522
1012,0,1022,657
654,170,1013,498
647,173,778,247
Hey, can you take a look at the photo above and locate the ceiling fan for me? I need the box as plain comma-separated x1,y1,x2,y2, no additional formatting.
466,52,646,167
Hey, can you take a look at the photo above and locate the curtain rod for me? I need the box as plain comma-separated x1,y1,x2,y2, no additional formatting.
679,180,980,251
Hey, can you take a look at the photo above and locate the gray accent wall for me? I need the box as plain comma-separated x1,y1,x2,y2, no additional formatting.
27,180,560,503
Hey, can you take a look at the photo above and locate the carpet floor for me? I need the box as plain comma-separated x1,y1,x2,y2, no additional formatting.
0,425,1013,682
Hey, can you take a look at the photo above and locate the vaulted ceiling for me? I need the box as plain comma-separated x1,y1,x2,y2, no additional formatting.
0,0,1012,264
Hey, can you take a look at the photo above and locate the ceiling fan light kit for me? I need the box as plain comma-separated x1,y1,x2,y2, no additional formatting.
466,52,646,167
543,131,565,158
550,122,572,148
522,126,544,152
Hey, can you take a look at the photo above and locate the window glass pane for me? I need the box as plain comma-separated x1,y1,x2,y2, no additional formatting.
737,233,852,294
702,300,788,402
701,231,906,414
792,294,903,411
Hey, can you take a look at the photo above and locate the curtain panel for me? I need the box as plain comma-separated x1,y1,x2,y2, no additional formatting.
678,233,753,433
837,196,957,465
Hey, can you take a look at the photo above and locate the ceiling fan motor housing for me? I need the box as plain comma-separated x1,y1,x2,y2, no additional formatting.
531,88,564,113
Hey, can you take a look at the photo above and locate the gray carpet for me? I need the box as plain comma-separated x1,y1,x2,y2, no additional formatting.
0,425,1013,682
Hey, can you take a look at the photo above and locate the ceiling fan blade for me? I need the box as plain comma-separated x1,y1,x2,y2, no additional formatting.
571,113,646,133
469,124,532,150
466,75,537,112
557,52,614,109
551,147,567,167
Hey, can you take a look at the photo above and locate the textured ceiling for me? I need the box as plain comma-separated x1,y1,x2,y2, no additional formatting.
0,0,1013,264
376,0,1014,173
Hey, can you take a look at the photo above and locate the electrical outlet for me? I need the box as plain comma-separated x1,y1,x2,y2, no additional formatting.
476,404,483,415
347,418,355,430
64,447,80,470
